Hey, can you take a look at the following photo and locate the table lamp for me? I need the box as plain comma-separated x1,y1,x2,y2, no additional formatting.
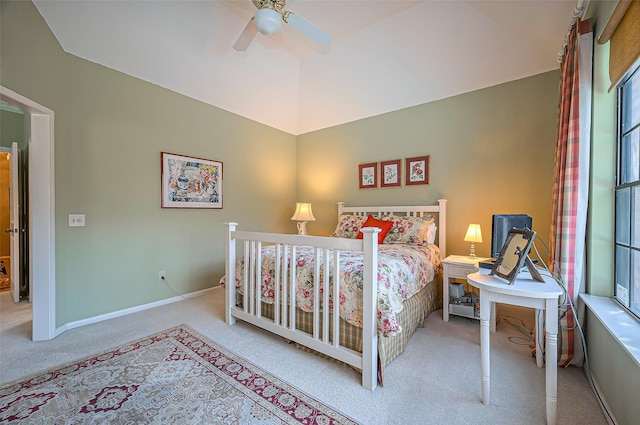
291,203,316,235
464,223,482,259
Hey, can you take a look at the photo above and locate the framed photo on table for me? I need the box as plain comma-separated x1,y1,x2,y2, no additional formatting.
359,162,378,189
490,228,544,284
405,155,430,186
380,159,401,187
161,152,223,208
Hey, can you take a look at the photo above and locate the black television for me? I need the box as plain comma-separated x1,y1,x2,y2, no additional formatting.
491,214,533,258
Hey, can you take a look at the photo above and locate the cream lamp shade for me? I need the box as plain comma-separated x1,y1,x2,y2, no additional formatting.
291,203,316,235
464,223,482,258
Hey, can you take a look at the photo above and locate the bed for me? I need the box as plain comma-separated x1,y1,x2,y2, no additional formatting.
223,200,447,390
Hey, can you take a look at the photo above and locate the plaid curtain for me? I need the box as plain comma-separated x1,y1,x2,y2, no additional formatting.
549,20,592,367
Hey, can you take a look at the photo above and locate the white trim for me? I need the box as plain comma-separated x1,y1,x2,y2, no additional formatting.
0,85,56,341
580,294,640,367
583,365,618,425
557,0,590,62
0,101,24,114
56,286,219,335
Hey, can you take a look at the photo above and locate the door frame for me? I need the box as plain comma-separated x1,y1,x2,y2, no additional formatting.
0,85,55,341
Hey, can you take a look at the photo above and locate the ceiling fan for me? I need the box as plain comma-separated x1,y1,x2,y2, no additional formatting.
233,0,332,51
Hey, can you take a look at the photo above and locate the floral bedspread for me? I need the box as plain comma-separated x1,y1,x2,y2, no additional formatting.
231,244,442,336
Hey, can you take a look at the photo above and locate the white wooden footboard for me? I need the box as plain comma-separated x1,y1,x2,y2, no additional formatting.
225,225,381,390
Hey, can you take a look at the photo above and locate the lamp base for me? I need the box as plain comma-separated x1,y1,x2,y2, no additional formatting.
296,221,308,235
468,242,477,259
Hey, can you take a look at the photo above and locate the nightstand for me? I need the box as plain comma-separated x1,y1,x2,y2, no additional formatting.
442,255,490,321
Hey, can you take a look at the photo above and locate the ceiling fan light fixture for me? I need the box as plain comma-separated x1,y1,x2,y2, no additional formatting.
255,8,282,35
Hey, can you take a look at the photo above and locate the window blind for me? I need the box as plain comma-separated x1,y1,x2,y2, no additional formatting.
598,0,640,91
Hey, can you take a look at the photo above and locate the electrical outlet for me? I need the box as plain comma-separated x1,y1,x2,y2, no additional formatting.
158,271,166,282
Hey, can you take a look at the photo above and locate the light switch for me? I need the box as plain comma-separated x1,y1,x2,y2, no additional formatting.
69,214,85,227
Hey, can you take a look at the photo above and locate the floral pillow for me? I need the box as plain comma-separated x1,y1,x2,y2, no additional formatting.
332,214,366,239
380,215,436,245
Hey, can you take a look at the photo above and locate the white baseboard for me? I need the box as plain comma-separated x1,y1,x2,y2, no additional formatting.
583,364,617,425
54,286,221,337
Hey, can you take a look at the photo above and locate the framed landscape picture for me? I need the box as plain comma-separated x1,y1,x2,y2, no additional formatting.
359,162,378,189
161,152,223,208
405,155,430,186
380,159,401,187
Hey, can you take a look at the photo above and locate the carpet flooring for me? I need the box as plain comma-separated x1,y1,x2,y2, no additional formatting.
0,288,608,424
0,324,357,424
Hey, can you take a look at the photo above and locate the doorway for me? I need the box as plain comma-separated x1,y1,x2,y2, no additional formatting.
0,151,17,294
0,151,10,292
0,85,55,341
0,145,28,301
0,150,12,293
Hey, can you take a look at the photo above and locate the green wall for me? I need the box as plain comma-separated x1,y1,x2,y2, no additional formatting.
4,1,636,421
1,1,297,326
583,2,640,424
0,109,25,148
1,0,560,325
297,71,560,257
0,0,561,360
587,1,616,296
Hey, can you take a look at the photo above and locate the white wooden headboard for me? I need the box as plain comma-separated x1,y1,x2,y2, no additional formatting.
336,199,447,258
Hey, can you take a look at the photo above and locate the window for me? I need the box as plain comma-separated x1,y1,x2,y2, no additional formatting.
615,63,640,319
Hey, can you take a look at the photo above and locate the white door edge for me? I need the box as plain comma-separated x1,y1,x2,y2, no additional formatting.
9,142,20,303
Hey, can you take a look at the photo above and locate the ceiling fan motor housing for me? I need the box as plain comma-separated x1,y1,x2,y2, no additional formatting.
233,0,331,51
255,8,282,35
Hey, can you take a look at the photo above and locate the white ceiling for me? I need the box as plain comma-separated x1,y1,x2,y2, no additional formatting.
32,0,579,135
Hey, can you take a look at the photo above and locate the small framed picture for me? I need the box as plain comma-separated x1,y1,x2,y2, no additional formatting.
405,155,430,186
358,162,378,189
380,159,401,187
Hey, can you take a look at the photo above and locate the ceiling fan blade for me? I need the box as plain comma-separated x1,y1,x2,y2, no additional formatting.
285,12,331,47
233,18,258,51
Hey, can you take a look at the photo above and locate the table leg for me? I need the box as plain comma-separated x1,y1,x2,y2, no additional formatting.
443,274,449,321
535,308,543,368
480,290,491,405
545,299,558,425
490,301,497,333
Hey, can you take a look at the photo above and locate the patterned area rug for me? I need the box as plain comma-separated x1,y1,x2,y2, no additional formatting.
0,325,359,424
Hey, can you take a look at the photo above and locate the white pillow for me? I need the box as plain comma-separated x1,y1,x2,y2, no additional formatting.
427,222,437,244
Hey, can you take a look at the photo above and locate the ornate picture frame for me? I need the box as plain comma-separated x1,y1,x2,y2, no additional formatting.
405,155,430,186
161,152,223,208
490,228,537,284
358,162,378,189
380,159,402,187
